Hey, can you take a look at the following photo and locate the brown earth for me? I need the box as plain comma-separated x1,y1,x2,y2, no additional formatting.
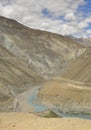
38,78,91,114
0,113,91,130
61,47,91,84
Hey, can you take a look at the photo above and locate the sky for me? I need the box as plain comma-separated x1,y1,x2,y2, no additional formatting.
0,0,91,37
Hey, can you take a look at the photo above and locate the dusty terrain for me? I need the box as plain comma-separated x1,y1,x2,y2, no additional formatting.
0,113,91,130
38,78,91,114
61,47,91,84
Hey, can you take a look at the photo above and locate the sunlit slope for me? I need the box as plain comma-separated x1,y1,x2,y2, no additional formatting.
0,16,86,112
38,79,91,114
0,16,85,79
61,47,91,84
0,45,43,112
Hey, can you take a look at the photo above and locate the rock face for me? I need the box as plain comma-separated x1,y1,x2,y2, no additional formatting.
0,16,86,112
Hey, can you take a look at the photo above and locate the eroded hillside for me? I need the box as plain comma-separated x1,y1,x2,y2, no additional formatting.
61,47,91,84
0,16,86,112
0,16,85,79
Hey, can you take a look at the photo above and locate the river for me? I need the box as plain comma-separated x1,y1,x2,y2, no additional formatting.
17,86,91,120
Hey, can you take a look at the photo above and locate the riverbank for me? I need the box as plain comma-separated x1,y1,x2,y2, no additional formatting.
0,112,91,130
38,79,91,116
13,84,91,119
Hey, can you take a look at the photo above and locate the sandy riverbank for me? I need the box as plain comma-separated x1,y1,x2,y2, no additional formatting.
0,112,91,130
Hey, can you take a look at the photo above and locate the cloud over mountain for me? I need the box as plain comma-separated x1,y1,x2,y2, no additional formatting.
0,0,91,37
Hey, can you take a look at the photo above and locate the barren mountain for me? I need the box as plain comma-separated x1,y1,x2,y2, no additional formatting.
61,47,91,84
67,36,91,47
38,47,91,115
77,38,91,46
0,16,86,111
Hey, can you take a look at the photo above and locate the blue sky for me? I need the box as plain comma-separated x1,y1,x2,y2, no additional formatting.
0,0,91,37
78,0,91,14
78,0,91,36
42,8,52,18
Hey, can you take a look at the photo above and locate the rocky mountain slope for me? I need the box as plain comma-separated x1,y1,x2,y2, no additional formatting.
38,47,91,115
77,38,91,46
0,16,85,80
61,47,91,84
0,16,86,112
67,36,91,47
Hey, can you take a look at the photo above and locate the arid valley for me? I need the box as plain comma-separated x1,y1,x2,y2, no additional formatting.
0,16,91,130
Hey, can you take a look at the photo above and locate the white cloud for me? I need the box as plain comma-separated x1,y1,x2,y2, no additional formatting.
0,0,91,37
87,30,91,34
0,3,13,17
64,12,76,20
85,17,91,23
78,22,88,28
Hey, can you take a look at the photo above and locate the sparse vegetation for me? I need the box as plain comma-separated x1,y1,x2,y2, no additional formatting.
44,110,59,118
